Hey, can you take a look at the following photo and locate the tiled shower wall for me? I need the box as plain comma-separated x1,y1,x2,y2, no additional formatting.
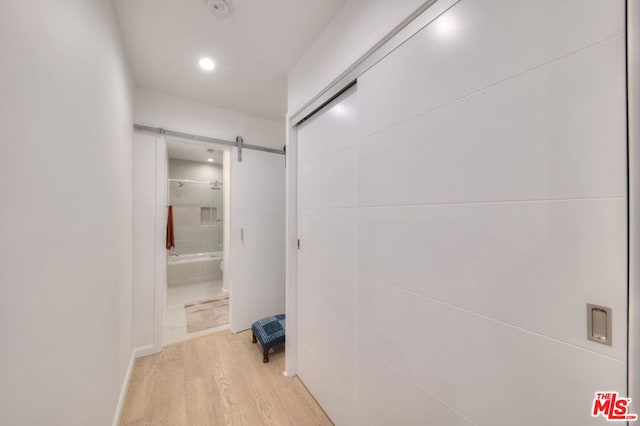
168,159,224,254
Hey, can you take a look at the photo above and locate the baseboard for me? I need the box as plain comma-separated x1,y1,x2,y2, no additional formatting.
283,370,297,378
112,352,135,426
111,344,159,425
133,344,158,359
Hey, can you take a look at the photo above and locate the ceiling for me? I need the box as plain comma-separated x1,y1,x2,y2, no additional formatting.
167,138,225,163
113,0,344,121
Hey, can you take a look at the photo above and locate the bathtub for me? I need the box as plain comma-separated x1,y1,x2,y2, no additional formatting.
167,252,223,287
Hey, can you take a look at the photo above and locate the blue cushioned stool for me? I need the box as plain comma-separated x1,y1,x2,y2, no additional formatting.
251,314,285,363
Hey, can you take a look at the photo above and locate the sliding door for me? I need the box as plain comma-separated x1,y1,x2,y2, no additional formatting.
296,0,627,424
230,148,286,332
297,86,359,424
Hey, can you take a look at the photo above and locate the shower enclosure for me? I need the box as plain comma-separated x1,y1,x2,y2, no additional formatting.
167,177,224,287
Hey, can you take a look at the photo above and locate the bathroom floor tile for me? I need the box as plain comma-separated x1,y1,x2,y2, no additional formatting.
163,280,228,346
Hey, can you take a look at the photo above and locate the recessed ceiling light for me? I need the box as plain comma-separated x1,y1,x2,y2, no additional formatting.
199,57,215,71
207,158,214,162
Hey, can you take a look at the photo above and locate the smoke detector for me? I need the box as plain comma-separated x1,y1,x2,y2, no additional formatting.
204,0,232,19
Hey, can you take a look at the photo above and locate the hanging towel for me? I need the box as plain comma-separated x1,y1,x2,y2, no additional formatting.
166,205,175,250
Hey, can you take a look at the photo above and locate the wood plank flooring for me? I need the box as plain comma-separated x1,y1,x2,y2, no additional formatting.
119,330,332,426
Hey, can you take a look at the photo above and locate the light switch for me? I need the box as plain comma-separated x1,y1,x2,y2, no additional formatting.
587,303,612,346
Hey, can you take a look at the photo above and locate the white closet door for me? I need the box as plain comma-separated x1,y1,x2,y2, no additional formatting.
356,0,627,425
296,0,627,425
297,86,359,425
230,148,285,332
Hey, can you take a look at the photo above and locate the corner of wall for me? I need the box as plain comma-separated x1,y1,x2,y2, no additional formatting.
112,351,136,426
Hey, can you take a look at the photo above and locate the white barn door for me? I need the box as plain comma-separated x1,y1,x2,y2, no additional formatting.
230,148,286,332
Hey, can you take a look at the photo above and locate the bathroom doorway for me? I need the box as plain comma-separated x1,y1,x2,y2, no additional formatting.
163,138,231,345
133,127,285,356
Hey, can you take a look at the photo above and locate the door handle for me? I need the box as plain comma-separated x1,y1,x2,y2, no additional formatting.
587,303,612,346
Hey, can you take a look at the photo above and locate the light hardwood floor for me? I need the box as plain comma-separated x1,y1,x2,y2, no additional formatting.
120,330,332,426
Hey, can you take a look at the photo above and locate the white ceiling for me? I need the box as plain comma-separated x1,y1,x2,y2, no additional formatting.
113,0,344,121
167,138,225,163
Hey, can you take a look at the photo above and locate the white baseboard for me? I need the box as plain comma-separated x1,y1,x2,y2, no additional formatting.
112,352,135,426
111,344,160,424
133,344,158,359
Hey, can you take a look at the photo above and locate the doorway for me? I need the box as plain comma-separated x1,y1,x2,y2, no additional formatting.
163,138,232,346
132,127,287,359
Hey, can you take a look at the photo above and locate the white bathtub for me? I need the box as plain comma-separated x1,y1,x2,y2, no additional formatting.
168,251,223,265
167,252,223,287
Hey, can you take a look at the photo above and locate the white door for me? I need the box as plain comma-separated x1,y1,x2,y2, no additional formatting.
295,0,627,424
230,147,286,332
296,86,359,424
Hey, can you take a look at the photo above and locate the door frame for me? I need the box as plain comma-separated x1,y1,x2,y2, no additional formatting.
284,115,298,376
132,133,168,358
152,136,233,351
627,0,640,411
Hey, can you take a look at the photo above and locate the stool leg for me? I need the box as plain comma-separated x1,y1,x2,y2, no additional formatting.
252,332,257,343
263,347,269,363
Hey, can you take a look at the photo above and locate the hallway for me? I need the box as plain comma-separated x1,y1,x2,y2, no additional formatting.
2,1,639,424
120,331,331,425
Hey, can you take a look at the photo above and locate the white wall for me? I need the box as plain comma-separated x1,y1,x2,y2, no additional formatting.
287,0,428,114
0,1,134,425
135,87,285,151
132,133,166,356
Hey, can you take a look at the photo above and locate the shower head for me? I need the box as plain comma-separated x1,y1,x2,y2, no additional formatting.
176,181,185,188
